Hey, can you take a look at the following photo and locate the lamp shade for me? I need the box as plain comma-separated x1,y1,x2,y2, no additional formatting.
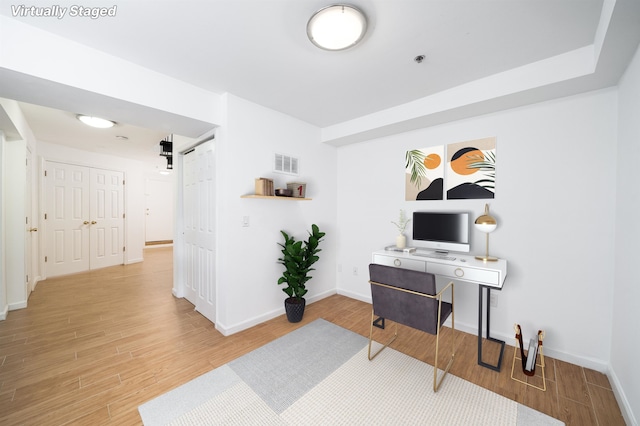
474,204,498,261
474,204,497,233
307,4,367,50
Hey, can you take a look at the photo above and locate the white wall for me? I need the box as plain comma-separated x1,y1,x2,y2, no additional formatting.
37,141,149,266
0,99,37,313
611,44,640,426
337,88,618,371
0,131,6,319
5,139,26,308
212,94,337,335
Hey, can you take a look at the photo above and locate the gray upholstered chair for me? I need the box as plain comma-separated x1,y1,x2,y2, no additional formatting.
368,263,455,392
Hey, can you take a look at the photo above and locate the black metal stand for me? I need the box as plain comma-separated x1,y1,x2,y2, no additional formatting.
373,316,385,329
478,286,505,371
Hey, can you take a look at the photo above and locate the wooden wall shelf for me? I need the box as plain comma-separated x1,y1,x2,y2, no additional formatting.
240,195,312,201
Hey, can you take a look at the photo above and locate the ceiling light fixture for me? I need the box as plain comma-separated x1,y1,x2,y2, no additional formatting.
77,114,116,129
307,4,367,51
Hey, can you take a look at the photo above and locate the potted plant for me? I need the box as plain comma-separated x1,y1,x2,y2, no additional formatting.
277,224,326,323
392,209,411,248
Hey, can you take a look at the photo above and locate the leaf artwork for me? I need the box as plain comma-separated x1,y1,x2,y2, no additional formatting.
406,149,427,188
468,150,496,190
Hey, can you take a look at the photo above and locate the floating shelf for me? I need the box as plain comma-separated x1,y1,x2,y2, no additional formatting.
240,195,312,201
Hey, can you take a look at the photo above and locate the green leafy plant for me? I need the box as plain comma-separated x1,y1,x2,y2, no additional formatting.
391,209,411,234
277,224,326,300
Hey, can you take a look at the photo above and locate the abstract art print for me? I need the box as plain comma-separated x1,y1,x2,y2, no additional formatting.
446,137,496,199
405,145,445,200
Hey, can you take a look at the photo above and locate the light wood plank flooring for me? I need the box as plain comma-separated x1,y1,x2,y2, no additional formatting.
0,248,625,425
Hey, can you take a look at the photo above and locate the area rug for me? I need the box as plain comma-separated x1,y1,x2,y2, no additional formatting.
139,319,562,425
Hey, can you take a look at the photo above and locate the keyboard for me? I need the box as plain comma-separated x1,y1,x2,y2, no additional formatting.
413,253,456,261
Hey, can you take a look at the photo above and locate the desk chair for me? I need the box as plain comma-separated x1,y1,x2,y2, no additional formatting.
368,263,456,392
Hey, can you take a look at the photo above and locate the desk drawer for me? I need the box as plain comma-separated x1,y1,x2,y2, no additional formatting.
426,263,500,286
372,254,426,272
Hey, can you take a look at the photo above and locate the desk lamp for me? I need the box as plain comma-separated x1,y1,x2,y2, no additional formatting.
475,204,498,262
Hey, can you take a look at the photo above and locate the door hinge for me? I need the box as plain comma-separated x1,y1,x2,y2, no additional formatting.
45,256,48,262
26,275,28,283
123,180,125,185
123,213,125,219
26,217,28,225
44,213,47,220
44,170,47,177
123,246,126,252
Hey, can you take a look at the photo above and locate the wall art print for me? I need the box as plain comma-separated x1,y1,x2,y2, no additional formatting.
405,145,445,200
446,137,496,200
405,137,496,201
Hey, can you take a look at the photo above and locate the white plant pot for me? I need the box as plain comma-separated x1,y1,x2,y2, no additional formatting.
396,234,406,249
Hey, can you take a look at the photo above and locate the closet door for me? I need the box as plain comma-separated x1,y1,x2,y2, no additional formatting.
45,162,91,276
182,141,216,324
89,168,124,269
45,162,125,277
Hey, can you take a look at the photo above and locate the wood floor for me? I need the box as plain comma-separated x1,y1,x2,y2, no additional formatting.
0,248,625,425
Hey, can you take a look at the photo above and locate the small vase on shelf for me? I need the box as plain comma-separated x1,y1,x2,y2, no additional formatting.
396,234,407,249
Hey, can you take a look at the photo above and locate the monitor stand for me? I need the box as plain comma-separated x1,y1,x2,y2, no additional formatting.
434,250,450,256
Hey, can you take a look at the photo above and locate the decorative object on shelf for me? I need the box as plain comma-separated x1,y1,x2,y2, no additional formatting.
275,188,293,197
277,224,326,323
391,209,411,249
286,182,307,198
511,324,546,391
474,204,498,261
255,177,274,196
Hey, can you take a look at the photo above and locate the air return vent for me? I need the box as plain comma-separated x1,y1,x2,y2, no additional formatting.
274,153,299,175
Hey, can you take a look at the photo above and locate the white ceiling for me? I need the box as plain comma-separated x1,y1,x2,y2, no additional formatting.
1,0,639,161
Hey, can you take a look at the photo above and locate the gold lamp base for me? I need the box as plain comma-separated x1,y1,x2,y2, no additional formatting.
475,255,498,262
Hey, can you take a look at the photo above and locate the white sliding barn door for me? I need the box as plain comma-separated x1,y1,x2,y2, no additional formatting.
182,141,216,324
45,161,124,277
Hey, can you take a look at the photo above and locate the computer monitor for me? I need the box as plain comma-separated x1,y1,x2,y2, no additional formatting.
412,211,470,253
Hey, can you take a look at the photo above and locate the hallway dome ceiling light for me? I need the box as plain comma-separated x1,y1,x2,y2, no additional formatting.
77,114,116,128
307,4,367,51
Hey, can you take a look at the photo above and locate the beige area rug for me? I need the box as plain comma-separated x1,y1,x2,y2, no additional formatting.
139,319,563,425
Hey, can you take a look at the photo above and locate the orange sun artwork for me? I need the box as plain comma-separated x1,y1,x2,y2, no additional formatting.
424,153,441,170
450,148,484,175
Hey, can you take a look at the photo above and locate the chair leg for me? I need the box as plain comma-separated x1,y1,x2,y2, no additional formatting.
368,309,398,361
433,300,456,391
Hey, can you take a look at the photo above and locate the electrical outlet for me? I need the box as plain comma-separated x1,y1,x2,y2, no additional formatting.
242,216,250,227
353,267,358,276
490,293,498,308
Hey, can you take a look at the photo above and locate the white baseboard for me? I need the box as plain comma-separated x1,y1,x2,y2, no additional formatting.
8,301,27,311
0,304,8,320
608,365,638,426
215,290,337,337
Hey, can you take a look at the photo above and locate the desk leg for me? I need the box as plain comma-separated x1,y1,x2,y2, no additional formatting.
477,286,505,371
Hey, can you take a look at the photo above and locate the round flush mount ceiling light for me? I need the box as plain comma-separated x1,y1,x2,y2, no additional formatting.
77,114,116,129
307,4,367,51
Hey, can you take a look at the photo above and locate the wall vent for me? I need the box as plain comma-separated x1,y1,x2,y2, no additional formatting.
274,153,299,175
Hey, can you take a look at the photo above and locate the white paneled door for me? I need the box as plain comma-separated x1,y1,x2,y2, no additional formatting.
182,141,216,324
45,161,124,277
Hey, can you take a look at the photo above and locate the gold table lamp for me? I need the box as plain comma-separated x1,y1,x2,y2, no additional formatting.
475,204,498,262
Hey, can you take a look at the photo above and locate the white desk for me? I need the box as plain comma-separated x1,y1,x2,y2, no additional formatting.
372,249,508,371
